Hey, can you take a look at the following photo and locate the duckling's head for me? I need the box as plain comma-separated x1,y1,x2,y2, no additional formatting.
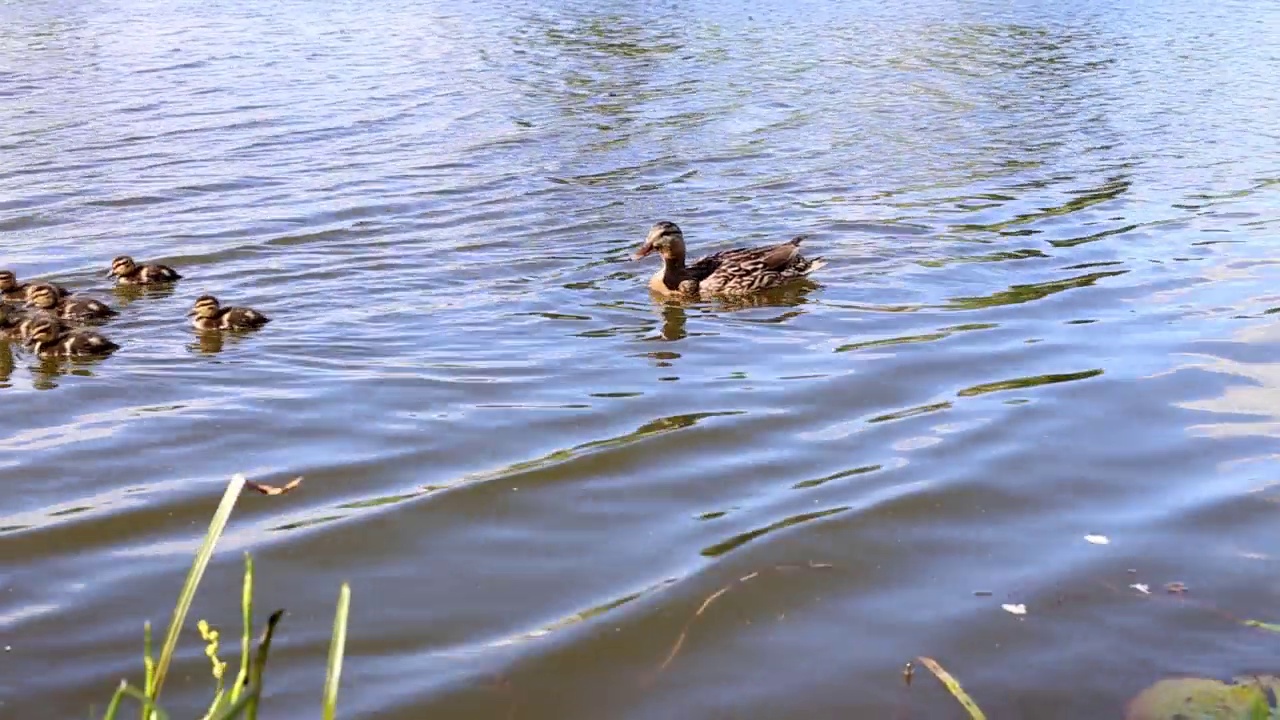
24,283,60,310
0,304,15,327
188,294,222,319
0,270,16,292
23,315,61,353
633,221,686,261
108,256,136,278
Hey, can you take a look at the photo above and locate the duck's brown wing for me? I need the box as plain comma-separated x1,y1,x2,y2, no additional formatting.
222,307,270,328
687,239,794,279
685,252,729,281
698,237,818,295
60,296,117,320
63,330,119,356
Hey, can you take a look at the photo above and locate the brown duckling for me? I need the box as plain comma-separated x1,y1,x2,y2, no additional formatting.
25,282,118,321
107,255,183,285
0,303,26,339
632,221,827,298
188,294,271,330
0,269,70,303
21,315,119,358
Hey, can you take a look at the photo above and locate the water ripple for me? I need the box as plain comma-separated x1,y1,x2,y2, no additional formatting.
3,0,1280,717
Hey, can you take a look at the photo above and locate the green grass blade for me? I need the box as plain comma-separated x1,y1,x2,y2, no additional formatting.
230,553,254,704
208,687,258,720
245,609,286,720
150,473,247,704
322,583,351,720
916,656,986,720
1244,618,1280,633
113,683,170,720
103,681,129,720
141,622,154,720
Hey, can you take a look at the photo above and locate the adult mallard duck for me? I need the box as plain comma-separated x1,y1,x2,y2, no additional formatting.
25,283,118,321
632,221,826,298
0,270,70,303
107,255,183,285
20,314,119,358
187,294,271,330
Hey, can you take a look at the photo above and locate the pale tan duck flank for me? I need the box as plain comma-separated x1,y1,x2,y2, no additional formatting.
24,282,118,321
188,294,271,331
632,221,827,298
107,255,183,285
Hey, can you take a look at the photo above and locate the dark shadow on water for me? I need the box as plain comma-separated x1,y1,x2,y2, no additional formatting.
945,269,1127,310
957,368,1103,397
701,506,850,557
792,464,884,490
835,322,996,354
272,410,750,531
950,177,1134,237
868,401,953,424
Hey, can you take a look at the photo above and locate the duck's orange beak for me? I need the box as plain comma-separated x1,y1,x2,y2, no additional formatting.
632,243,654,260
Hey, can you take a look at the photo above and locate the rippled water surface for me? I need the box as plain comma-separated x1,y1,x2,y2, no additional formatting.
3,0,1280,716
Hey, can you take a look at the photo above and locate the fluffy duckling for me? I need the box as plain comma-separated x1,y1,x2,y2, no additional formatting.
0,269,70,303
632,221,826,298
188,294,271,330
107,255,183,285
0,303,26,339
21,315,119,358
25,282,118,321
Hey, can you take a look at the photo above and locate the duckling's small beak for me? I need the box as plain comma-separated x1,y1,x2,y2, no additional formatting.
105,269,116,278
185,308,197,317
632,243,654,260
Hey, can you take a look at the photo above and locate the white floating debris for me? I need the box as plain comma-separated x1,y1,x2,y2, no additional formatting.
1130,583,1150,595
1001,603,1027,615
1084,534,1110,545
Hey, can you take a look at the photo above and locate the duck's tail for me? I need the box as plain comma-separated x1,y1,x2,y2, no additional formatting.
786,236,826,275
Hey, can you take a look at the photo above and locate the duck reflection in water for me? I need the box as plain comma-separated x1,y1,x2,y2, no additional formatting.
110,281,177,309
0,340,13,385
25,351,109,391
189,330,226,355
659,303,687,341
646,279,819,336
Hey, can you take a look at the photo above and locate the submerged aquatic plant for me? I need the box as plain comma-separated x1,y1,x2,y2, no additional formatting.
96,473,351,720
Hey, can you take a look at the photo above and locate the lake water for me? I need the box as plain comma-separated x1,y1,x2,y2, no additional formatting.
3,0,1280,717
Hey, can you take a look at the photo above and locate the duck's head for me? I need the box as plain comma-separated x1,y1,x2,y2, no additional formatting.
24,283,60,310
0,270,16,292
23,315,60,354
188,294,222,319
633,221,686,261
108,256,136,278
